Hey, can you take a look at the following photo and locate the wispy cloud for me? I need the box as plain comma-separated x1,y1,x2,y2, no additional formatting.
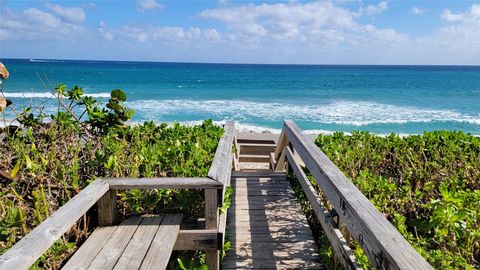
363,1,388,16
137,0,163,12
410,6,425,15
45,3,86,23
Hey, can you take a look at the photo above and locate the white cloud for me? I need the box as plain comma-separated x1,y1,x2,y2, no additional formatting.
83,2,97,10
363,1,388,16
441,9,464,22
199,1,403,47
0,7,86,41
1,1,479,65
137,0,163,12
410,7,425,15
45,3,86,23
98,21,114,41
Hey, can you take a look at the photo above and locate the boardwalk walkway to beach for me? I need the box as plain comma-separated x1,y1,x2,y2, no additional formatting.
223,131,321,269
0,121,433,270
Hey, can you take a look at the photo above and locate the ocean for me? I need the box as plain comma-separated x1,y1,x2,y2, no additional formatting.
1,58,479,134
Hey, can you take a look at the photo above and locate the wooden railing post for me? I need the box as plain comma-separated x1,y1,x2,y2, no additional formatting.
205,189,219,269
97,190,118,226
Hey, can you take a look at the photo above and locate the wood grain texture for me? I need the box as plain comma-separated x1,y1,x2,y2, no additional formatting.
113,215,165,270
0,179,110,270
105,177,223,190
87,216,143,270
285,146,361,270
223,172,323,270
62,226,116,270
204,188,219,270
208,121,235,185
173,229,219,250
283,120,432,270
140,214,182,270
98,190,118,226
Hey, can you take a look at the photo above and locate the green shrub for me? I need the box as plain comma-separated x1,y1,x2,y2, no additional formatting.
315,131,480,269
0,85,224,269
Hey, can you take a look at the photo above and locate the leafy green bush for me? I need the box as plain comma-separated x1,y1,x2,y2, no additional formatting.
315,131,480,269
0,85,224,269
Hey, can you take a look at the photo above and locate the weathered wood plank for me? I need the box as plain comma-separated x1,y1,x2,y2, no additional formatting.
274,128,287,160
97,190,118,226
105,177,222,190
0,180,110,270
173,229,219,250
140,214,182,270
205,188,219,270
283,120,432,270
218,211,227,250
285,146,361,270
222,258,323,270
87,216,143,270
274,150,286,172
229,233,315,243
208,121,235,185
113,215,164,270
62,226,116,270
225,173,323,270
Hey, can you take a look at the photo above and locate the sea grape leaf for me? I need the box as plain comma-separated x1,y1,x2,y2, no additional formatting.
111,89,127,102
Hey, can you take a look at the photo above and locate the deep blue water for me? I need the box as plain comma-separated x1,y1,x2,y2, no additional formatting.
1,58,479,134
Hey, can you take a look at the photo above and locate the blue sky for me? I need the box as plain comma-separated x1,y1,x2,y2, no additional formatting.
1,0,479,64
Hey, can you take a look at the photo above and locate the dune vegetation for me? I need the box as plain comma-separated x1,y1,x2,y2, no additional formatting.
0,85,223,269
309,131,479,269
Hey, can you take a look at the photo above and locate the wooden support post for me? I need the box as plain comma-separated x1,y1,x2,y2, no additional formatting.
205,189,219,270
97,190,118,226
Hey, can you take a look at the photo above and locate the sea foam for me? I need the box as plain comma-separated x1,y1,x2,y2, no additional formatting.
3,92,111,98
127,99,480,127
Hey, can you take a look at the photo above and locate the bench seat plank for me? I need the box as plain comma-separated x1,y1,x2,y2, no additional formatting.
62,226,117,270
86,216,143,270
140,214,183,270
113,215,165,270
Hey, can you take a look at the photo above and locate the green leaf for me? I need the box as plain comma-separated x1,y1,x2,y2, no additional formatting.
55,84,67,95
10,161,21,178
177,258,186,270
111,89,127,102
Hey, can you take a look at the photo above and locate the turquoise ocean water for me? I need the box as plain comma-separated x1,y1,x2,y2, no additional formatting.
1,59,479,134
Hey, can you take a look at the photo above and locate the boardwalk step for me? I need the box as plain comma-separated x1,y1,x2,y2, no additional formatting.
239,154,270,162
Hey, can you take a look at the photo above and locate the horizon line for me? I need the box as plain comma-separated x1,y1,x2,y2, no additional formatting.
2,57,480,67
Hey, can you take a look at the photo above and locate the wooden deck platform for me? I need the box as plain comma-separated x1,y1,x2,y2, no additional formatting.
223,172,323,269
63,214,182,270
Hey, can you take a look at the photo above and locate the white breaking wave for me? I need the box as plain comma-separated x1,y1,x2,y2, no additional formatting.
3,92,111,98
29,59,65,63
127,99,480,126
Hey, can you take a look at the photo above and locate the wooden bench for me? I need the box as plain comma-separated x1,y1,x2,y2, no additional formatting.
63,214,182,270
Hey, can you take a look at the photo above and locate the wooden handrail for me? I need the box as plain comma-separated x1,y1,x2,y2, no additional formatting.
279,120,433,270
105,177,223,190
205,121,236,269
284,146,361,270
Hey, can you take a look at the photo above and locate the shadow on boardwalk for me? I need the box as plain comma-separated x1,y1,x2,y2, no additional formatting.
223,173,323,269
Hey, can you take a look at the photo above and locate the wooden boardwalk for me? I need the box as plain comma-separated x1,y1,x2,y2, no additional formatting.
223,132,323,269
0,121,433,270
